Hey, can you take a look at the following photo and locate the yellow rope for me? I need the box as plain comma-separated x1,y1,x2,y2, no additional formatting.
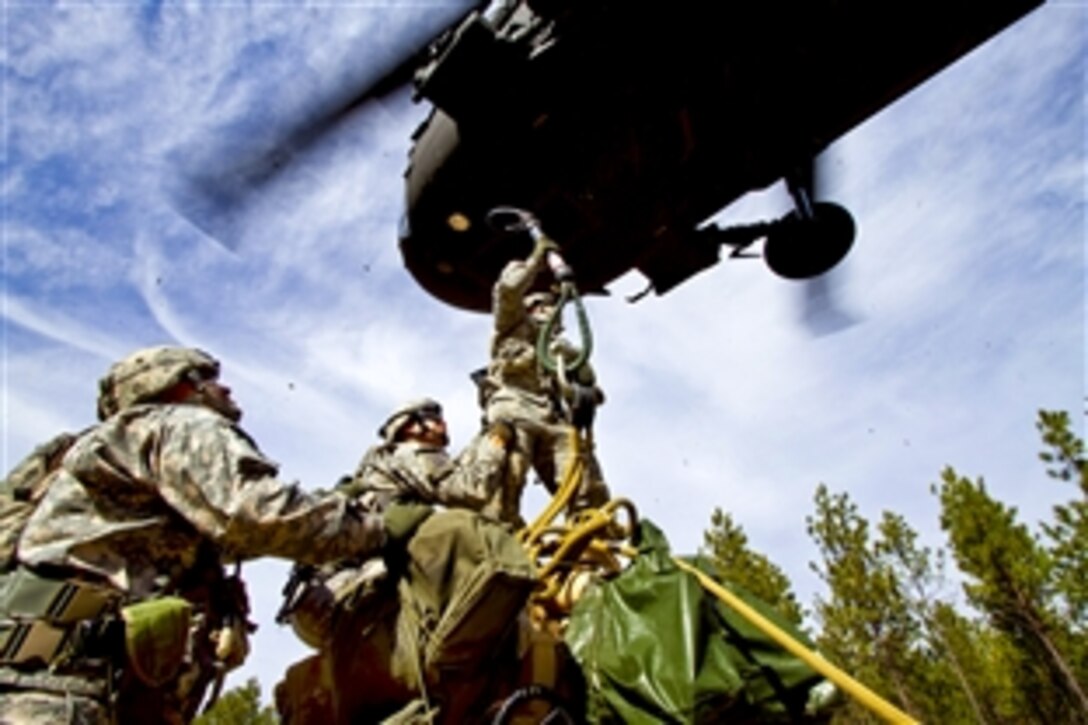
518,426,917,723
519,427,586,546
671,558,919,724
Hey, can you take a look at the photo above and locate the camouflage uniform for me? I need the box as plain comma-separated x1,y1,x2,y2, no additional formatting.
0,687,106,724
279,399,507,649
0,346,389,724
481,240,610,524
276,400,517,724
339,401,508,514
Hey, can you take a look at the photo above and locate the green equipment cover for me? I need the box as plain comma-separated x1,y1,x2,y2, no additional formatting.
564,520,830,724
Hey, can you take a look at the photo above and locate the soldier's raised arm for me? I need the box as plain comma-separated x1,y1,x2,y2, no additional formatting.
492,234,553,334
20,348,402,578
334,400,507,515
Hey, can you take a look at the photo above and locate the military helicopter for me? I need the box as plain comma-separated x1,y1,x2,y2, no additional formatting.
172,0,1042,314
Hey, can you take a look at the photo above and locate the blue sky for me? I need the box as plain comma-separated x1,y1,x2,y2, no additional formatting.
3,0,1084,700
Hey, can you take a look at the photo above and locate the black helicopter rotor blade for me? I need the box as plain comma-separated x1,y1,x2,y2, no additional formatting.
167,1,478,246
779,153,861,335
798,152,861,336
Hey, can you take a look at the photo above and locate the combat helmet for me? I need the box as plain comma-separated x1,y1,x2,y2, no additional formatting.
378,398,443,443
97,346,219,420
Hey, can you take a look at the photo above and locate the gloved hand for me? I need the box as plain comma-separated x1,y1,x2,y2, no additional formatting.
569,383,602,430
534,234,560,255
382,502,434,545
543,245,575,282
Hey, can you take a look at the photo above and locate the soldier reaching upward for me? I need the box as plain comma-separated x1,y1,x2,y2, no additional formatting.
276,399,529,724
278,398,510,654
339,398,511,514
479,229,612,525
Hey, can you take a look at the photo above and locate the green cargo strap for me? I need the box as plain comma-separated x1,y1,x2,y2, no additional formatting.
537,280,593,376
0,569,120,668
121,596,192,687
0,568,117,625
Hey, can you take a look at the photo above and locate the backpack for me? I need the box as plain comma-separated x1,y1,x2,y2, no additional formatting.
324,508,538,723
0,432,79,571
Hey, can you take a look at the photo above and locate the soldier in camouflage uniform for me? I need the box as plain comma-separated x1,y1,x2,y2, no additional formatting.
279,398,509,650
480,234,611,525
0,346,429,724
275,399,519,723
339,398,511,513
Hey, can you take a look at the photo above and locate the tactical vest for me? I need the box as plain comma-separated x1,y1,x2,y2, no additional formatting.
0,433,118,671
0,432,249,717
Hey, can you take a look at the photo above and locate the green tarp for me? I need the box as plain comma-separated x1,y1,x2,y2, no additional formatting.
565,520,831,724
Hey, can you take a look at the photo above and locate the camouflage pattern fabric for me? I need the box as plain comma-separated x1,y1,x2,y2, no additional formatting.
10,402,387,721
283,431,507,648
0,689,109,725
277,423,516,722
486,411,608,524
481,241,611,523
96,346,218,421
0,430,79,572
340,437,503,513
19,404,384,594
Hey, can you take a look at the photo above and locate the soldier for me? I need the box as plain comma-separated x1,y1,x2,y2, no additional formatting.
279,398,510,650
340,398,513,512
0,345,429,724
276,400,528,724
480,232,611,525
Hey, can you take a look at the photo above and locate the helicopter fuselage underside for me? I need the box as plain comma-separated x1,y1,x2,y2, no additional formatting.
399,0,1041,312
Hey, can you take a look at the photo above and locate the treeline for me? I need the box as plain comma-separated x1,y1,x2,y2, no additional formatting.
704,410,1088,724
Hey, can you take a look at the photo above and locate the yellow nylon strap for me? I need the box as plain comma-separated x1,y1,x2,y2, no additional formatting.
672,558,920,725
518,426,915,723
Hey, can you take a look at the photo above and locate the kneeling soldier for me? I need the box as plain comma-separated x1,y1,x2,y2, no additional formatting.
276,399,530,724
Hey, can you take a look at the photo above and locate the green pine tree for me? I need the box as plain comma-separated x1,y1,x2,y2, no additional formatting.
1037,410,1088,627
937,462,1088,723
875,511,1006,723
193,678,278,725
701,507,804,625
798,409,1088,724
805,485,925,723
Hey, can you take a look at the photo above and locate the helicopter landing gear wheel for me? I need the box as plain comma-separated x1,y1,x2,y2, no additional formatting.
763,201,856,280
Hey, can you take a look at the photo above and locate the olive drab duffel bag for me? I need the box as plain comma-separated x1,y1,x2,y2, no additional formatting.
328,508,538,723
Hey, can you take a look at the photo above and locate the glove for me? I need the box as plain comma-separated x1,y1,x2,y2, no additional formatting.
569,383,602,430
382,502,434,545
545,249,575,282
534,234,560,255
